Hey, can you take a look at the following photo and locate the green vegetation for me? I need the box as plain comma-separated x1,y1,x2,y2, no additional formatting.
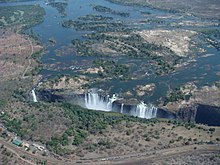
1,113,25,137
45,102,158,155
1,100,219,157
73,32,179,75
31,49,44,61
79,14,113,21
30,64,44,76
164,87,192,105
92,5,130,17
62,20,128,32
0,5,45,29
12,89,26,101
0,100,7,108
48,2,67,17
71,39,102,56
0,0,32,2
93,59,130,80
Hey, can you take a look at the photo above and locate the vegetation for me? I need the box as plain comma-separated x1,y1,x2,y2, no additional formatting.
0,0,32,2
92,5,130,17
30,64,44,76
1,100,219,158
71,39,102,56
45,102,159,154
1,113,25,137
164,87,192,105
93,59,130,80
62,20,128,32
48,2,67,17
73,32,179,75
0,100,7,108
78,14,113,21
106,0,220,20
0,5,45,30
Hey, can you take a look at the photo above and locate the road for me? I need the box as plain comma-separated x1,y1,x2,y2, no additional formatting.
22,36,34,79
1,137,220,165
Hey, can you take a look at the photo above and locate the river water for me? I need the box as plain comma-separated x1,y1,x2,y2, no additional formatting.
1,0,220,106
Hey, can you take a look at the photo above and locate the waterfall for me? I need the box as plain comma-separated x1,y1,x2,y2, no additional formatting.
85,92,117,111
135,102,157,119
31,89,38,102
107,94,117,111
84,91,157,119
120,103,124,113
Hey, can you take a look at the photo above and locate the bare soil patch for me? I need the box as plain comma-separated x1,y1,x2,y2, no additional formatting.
0,29,42,81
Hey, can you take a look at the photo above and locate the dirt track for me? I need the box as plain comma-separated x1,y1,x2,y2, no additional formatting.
1,137,220,165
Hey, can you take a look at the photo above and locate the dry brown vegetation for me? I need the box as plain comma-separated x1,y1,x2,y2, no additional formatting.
2,99,220,163
40,75,91,94
108,0,220,20
71,120,220,160
0,145,30,165
0,28,43,111
0,29,42,81
162,83,220,112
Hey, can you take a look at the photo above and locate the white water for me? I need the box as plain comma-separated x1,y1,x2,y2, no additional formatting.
31,89,38,102
84,92,157,119
85,92,118,111
135,101,157,119
120,103,124,113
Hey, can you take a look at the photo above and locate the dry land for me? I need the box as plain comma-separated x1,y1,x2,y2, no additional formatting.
161,83,220,112
0,4,45,102
107,0,220,20
0,1,220,165
0,29,42,81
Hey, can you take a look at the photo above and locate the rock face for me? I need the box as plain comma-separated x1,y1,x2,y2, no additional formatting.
135,83,156,97
35,89,64,102
156,108,176,119
195,104,220,126
176,105,198,122
160,84,220,125
160,103,220,126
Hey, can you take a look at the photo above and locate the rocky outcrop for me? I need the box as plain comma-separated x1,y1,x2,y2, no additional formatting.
34,89,64,102
195,104,220,126
176,105,198,122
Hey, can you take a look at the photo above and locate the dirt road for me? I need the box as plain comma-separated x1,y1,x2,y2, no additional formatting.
1,138,220,165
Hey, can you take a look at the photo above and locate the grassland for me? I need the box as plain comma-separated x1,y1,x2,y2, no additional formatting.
0,4,45,120
1,100,220,162
0,5,45,30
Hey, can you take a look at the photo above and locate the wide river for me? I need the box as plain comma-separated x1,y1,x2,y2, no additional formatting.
2,0,220,105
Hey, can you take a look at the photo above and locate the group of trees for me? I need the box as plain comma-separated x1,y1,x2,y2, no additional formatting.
93,5,130,17
63,20,127,32
164,87,192,105
93,59,130,80
79,14,113,21
1,114,25,138
0,5,45,30
46,103,158,155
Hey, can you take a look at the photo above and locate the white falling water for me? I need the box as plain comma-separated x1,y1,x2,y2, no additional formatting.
135,101,157,119
31,89,38,102
85,93,117,111
107,94,117,111
120,103,124,113
84,92,157,119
